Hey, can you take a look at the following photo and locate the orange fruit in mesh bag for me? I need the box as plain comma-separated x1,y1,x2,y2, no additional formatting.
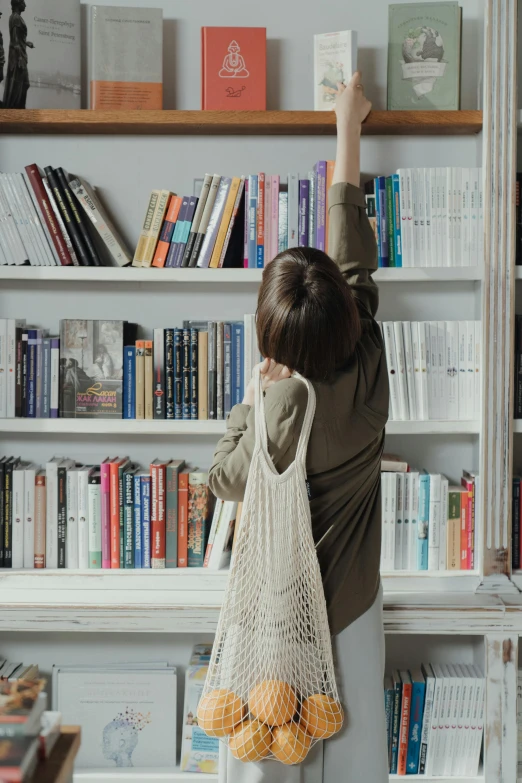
300,694,343,738
229,719,272,762
271,722,312,765
248,680,298,726
197,688,246,737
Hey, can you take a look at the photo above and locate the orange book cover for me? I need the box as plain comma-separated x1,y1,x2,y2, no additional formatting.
325,161,335,253
178,469,190,567
109,458,121,569
201,27,266,111
152,196,183,268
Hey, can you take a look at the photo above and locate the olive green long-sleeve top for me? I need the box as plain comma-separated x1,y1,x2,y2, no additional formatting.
208,182,389,635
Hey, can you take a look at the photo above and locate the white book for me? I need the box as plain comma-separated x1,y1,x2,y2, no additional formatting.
425,663,445,775
446,321,459,420
408,471,419,571
466,322,476,413
1,174,35,265
467,666,485,776
51,340,60,417
21,171,59,266
470,167,480,264
428,166,438,266
313,30,357,110
381,473,392,570
451,664,473,776
402,472,410,572
45,457,63,569
207,501,238,570
439,477,449,571
474,324,481,420
427,473,441,571
0,319,6,417
442,664,461,776
412,169,422,266
431,663,450,776
383,322,400,421
203,498,224,567
454,168,462,266
458,663,478,776
13,173,49,267
438,168,447,264
397,170,410,267
393,321,409,420
6,319,25,418
419,663,436,774
87,473,101,569
437,322,447,420
12,462,27,569
66,468,79,570
0,178,28,264
458,321,469,420
402,322,417,420
446,168,454,266
23,463,38,569
422,169,431,266
394,473,404,570
77,467,92,570
415,322,429,421
287,173,299,249
428,322,440,420
461,168,471,266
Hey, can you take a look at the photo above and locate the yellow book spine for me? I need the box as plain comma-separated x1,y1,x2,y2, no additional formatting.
142,190,172,268
198,331,209,420
133,190,160,267
209,177,241,269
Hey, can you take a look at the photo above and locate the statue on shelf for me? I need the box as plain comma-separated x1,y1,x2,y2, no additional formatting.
3,0,34,109
219,40,249,78
0,11,5,93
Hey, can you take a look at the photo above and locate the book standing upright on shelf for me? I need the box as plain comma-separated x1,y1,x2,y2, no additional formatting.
201,27,267,110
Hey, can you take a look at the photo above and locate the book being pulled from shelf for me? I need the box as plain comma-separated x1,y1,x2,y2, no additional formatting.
385,663,484,777
365,168,483,268
381,456,479,572
0,454,234,572
379,320,481,422
313,30,357,110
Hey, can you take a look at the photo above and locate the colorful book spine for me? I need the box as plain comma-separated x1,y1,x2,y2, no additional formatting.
133,473,142,569
248,175,258,269
208,322,217,420
135,340,145,420
165,328,175,420
198,331,209,420
417,472,430,570
141,474,151,568
378,176,389,266
88,470,102,569
152,195,182,268
216,322,224,420
166,197,189,268
315,162,327,251
398,674,412,775
461,478,474,570
270,174,280,260
182,329,191,420
187,472,211,567
298,180,310,247
173,195,198,268
174,328,183,419
223,323,232,418
390,672,402,774
232,322,244,406
392,173,403,267
256,173,265,268
57,464,67,569
123,347,136,420
190,328,198,420
178,470,189,567
109,461,120,569
406,674,426,774
26,329,38,417
243,178,249,267
123,468,135,569
35,332,43,418
386,177,396,267
153,328,165,420
183,174,212,267
166,462,184,568
287,173,298,249
278,192,288,253
34,471,46,568
151,461,167,569
41,337,51,418
211,176,240,268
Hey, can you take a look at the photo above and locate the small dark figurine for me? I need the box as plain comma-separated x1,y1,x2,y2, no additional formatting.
3,0,34,109
0,11,5,88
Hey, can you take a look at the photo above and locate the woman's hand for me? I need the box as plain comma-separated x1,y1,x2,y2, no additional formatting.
335,71,372,131
242,358,291,407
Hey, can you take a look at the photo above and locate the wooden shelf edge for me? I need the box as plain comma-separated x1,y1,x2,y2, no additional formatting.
0,109,483,136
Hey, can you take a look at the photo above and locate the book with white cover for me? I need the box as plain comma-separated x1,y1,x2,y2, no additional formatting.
443,664,462,776
53,666,177,769
203,498,224,567
458,663,479,776
207,500,237,570
428,167,437,266
21,172,59,266
446,321,459,420
429,664,449,776
451,664,472,776
12,461,29,569
402,322,417,420
381,473,393,571
393,322,409,420
7,174,43,267
66,467,79,570
436,322,447,420
77,467,92,570
427,474,441,571
461,168,471,266
8,320,25,417
424,663,444,775
439,477,449,571
411,168,421,264
427,323,439,420
383,322,400,421
466,321,475,412
419,663,436,774
402,472,410,571
313,30,357,110
467,665,485,776
419,169,427,266
408,471,419,571
411,323,427,420
474,326,481,420
394,472,404,570
287,173,299,249
23,463,38,569
454,168,462,265
470,168,480,262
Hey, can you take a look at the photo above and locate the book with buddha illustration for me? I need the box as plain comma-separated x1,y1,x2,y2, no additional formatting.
201,27,266,110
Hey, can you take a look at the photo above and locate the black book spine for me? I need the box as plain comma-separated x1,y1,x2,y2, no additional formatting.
208,322,217,420
188,231,205,268
182,329,191,420
516,316,522,418
165,329,174,420
181,231,197,268
190,328,198,420
15,327,23,417
57,465,67,568
0,461,6,567
174,329,183,420
21,331,28,417
513,478,521,570
517,174,522,265
44,167,91,266
4,459,16,568
55,168,101,266
153,328,165,420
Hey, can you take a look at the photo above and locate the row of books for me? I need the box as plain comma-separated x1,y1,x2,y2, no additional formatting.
381,456,478,572
0,317,260,421
365,168,483,268
0,456,237,571
381,321,481,422
385,663,484,777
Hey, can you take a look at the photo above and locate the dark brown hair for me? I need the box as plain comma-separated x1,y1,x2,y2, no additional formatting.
256,247,361,382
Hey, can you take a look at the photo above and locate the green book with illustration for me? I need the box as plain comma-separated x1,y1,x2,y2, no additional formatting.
387,2,462,110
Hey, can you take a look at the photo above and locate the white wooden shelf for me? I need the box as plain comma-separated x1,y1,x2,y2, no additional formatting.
74,770,217,782
390,775,483,782
0,418,481,436
0,266,483,284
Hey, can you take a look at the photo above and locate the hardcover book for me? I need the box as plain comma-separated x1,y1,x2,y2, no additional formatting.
59,319,137,419
201,27,266,110
313,30,357,110
90,5,163,110
0,0,81,109
387,3,462,110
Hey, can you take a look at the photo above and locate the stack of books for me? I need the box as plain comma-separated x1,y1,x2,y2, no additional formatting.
365,168,483,268
385,664,484,776
381,455,478,572
380,321,481,421
0,455,237,571
0,316,260,421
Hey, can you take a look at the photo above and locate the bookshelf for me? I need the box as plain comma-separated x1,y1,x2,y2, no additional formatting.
74,771,218,782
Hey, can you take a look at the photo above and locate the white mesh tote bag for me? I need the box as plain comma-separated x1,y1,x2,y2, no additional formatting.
198,366,343,765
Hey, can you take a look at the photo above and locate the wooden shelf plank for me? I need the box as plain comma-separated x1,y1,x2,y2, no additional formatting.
0,109,483,136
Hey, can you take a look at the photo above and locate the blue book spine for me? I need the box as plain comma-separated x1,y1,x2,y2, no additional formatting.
141,475,151,568
248,175,258,269
133,474,142,569
223,323,232,417
232,323,243,405
417,473,430,570
374,178,382,266
123,346,136,419
35,332,43,418
390,676,402,774
27,329,38,418
174,328,183,419
392,174,403,267
384,686,395,767
298,180,310,247
406,679,426,774
378,176,389,266
42,337,51,418
166,198,189,268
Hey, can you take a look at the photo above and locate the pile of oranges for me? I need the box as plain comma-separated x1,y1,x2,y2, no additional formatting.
197,680,343,765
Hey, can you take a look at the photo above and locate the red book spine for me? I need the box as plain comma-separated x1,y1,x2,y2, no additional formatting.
151,463,166,568
460,498,468,570
24,164,72,266
397,681,412,775
178,471,189,567
109,462,120,569
461,478,474,569
101,461,111,569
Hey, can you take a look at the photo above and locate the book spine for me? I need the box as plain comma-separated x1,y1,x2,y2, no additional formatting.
24,165,72,266
198,331,209,420
182,328,191,420
0,462,5,566
50,338,60,418
45,461,58,569
386,177,396,267
11,467,24,570
77,469,90,570
0,321,6,417
216,321,224,420
428,473,441,572
298,180,310,247
109,462,120,569
153,328,165,419
55,167,101,266
462,479,474,570
41,337,51,418
419,673,436,774
417,473,430,571
175,195,198,268
406,681,426,774
184,178,212,267
390,678,402,774
100,462,110,567
124,470,135,569
57,465,67,569
141,475,151,568
133,474,142,569
190,328,198,420
398,681,412,774
27,330,37,418
165,329,175,420
15,327,23,417
278,192,288,253
3,461,15,568
197,180,230,268
315,163,327,251
256,173,265,267
514,478,521,570
223,323,232,418
218,176,245,268
123,347,136,420
392,174,402,267
34,473,46,568
208,322,217,420
174,329,183,419
448,490,462,571
65,468,78,569
144,340,153,419
133,191,159,267
143,190,170,268
35,332,43,418
232,323,244,405
87,475,102,568
166,464,180,568
187,478,210,568
247,175,258,269
178,471,189,567
45,167,90,265
151,464,166,568
243,178,249,267
152,206,177,268
118,464,125,566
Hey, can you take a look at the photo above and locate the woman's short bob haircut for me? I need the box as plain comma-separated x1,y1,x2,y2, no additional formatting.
256,247,362,383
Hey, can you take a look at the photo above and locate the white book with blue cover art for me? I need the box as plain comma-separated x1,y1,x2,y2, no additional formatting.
314,31,357,110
